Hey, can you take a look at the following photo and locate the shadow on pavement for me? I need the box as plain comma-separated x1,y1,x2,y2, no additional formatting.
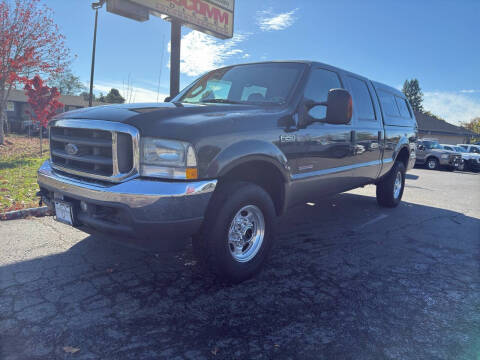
1,193,479,359
405,173,419,180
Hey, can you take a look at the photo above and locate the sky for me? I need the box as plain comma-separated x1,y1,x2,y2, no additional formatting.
47,0,479,125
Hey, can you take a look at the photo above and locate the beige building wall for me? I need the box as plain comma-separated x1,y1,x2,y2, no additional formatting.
419,132,466,145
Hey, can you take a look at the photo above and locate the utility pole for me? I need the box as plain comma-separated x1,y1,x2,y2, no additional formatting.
89,0,106,107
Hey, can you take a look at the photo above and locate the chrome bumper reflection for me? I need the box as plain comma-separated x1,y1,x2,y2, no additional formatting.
37,160,217,222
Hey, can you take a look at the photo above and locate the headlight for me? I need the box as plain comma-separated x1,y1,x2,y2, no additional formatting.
441,154,449,159
140,138,198,180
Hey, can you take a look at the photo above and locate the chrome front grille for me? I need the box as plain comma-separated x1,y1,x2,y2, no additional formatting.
49,119,140,183
449,154,461,163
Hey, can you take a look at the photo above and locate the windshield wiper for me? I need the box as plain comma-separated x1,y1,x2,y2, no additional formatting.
200,99,244,104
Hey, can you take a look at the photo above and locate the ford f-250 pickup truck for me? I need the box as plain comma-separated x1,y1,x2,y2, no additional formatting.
38,61,417,282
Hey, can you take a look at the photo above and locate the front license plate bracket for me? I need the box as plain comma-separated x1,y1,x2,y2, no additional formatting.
54,200,74,225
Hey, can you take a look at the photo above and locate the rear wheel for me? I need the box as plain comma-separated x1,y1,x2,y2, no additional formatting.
376,161,406,208
426,157,439,170
193,181,276,283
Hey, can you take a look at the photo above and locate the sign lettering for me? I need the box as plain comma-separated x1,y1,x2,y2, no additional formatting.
130,0,234,39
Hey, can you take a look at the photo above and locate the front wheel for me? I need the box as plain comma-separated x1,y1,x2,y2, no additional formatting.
193,181,276,283
426,157,439,170
457,162,464,171
376,161,406,208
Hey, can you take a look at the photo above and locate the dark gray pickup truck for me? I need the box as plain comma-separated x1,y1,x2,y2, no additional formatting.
38,61,417,282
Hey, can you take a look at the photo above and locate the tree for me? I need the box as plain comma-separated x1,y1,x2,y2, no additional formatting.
48,69,86,96
24,75,63,155
103,88,125,104
0,0,70,144
402,79,424,112
80,91,93,102
460,117,480,142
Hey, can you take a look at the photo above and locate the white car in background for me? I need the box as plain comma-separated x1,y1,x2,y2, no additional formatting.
451,144,480,172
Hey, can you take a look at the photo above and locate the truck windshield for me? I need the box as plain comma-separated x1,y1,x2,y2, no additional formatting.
422,141,442,150
174,63,306,105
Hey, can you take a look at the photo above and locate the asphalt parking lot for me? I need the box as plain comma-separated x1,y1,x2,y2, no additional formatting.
0,168,479,360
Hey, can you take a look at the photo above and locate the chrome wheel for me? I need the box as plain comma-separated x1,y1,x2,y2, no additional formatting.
228,205,265,263
427,159,437,169
393,171,403,199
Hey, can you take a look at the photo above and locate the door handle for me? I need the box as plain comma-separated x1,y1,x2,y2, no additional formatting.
350,130,356,143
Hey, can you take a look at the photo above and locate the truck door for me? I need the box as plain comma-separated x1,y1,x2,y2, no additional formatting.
289,67,357,202
343,76,383,183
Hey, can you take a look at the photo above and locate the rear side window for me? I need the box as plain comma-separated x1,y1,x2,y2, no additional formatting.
348,77,376,121
378,90,400,117
304,68,342,119
444,146,453,151
395,97,412,118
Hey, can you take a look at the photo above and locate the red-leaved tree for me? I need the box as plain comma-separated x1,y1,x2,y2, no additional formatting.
0,0,70,144
24,75,63,155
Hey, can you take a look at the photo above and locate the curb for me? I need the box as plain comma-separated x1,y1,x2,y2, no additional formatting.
0,206,52,221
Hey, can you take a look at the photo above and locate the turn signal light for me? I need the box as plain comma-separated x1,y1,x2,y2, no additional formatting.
186,168,198,180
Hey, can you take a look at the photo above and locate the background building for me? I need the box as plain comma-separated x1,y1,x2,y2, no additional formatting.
415,111,477,144
5,89,101,133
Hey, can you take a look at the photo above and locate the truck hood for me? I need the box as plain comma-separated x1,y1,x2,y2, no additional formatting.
55,102,267,123
51,102,278,141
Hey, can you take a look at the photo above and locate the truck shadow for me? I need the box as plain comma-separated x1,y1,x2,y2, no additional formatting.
1,193,479,359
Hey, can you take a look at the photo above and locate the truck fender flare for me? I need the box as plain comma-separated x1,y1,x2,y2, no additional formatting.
206,140,290,182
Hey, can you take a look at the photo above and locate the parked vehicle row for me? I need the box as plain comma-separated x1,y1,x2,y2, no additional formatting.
415,139,480,172
415,139,462,171
454,144,480,172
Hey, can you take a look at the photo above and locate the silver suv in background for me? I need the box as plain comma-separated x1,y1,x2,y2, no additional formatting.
416,139,462,171
455,144,480,172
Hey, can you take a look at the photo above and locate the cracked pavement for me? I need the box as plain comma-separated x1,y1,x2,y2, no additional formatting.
0,168,479,359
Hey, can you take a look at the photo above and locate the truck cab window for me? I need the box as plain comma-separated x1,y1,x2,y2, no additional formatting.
348,77,376,121
304,68,342,119
378,90,400,117
395,97,412,118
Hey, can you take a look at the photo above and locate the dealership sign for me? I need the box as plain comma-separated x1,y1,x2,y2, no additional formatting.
129,0,234,39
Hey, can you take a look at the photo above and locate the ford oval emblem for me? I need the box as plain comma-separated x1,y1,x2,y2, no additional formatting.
65,143,79,156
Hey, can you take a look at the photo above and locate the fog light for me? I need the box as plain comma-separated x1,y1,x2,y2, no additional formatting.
80,201,88,212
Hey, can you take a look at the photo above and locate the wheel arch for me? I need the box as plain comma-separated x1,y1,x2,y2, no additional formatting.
204,140,292,216
216,157,289,216
394,146,410,168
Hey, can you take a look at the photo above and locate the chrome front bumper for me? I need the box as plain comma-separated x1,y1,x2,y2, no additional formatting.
37,160,217,240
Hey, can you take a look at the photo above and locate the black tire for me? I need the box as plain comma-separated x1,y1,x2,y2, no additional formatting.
193,181,276,283
376,161,406,208
446,166,455,172
461,161,470,172
426,157,439,170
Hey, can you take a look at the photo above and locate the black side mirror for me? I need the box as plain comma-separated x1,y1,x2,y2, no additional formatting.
325,88,352,125
164,96,173,102
302,89,352,127
417,144,425,150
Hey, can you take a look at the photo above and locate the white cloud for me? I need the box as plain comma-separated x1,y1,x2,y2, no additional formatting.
168,31,249,77
460,89,479,94
92,82,168,103
257,8,298,31
423,91,480,125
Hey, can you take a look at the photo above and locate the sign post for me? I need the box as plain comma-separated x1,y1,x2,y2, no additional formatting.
106,0,235,99
170,19,181,98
